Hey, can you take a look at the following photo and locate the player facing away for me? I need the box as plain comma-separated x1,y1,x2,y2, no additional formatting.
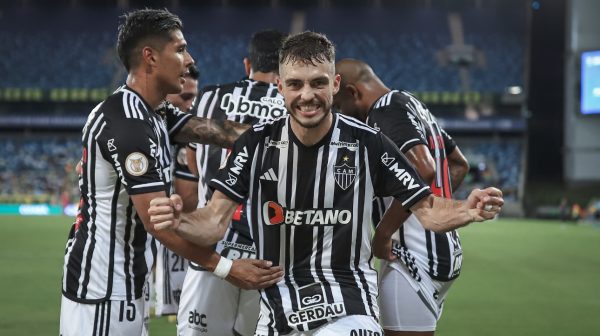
148,31,503,336
153,63,200,318
175,29,287,336
59,9,281,336
334,58,470,335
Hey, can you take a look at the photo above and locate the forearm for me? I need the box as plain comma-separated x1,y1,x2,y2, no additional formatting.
374,199,410,239
449,164,468,191
174,117,249,148
412,195,473,233
153,229,222,271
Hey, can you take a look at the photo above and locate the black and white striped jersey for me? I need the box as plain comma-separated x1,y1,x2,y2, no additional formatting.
189,79,285,267
210,113,431,333
369,90,462,282
62,85,191,303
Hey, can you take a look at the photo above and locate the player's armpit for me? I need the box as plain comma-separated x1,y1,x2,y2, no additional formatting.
226,259,285,290
173,116,250,148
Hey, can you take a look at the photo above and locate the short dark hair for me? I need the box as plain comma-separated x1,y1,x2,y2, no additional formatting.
248,30,286,73
187,64,200,80
279,31,335,67
116,8,183,72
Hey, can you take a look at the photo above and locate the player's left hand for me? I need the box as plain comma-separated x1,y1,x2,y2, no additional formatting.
371,233,398,261
464,187,504,222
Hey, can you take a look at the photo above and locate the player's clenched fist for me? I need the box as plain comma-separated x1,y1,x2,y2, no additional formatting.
149,194,184,230
465,187,504,221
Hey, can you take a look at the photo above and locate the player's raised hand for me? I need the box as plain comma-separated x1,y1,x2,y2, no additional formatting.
465,187,504,222
149,194,183,230
226,259,284,290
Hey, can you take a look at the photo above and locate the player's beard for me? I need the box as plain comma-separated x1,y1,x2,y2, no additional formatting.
288,96,332,129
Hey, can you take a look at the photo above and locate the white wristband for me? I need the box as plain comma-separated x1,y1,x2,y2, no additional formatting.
213,256,233,279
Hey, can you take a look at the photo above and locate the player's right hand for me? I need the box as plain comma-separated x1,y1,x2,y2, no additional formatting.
149,194,183,230
226,259,284,290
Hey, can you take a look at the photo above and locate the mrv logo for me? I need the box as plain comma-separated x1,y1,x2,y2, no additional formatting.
381,153,420,190
226,146,248,186
220,93,286,120
263,201,352,226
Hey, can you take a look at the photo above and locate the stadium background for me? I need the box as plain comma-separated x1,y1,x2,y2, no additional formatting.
0,0,598,335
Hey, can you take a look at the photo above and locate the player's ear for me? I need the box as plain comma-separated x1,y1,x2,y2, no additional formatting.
346,84,360,100
277,78,283,94
142,46,157,69
243,57,251,77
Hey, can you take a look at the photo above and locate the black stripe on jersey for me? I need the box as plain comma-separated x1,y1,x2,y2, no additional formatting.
132,213,150,299
104,301,112,336
106,179,120,297
163,249,171,305
433,233,451,280
93,302,101,334
124,202,134,301
80,122,103,299
98,301,106,335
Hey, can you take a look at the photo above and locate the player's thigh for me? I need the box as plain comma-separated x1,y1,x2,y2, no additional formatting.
379,266,437,333
233,288,260,336
60,295,147,336
314,315,382,336
177,269,240,336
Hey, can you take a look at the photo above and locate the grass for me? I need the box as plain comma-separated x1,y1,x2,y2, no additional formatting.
0,216,598,335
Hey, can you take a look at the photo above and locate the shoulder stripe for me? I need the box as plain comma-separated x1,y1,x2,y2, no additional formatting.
337,114,378,134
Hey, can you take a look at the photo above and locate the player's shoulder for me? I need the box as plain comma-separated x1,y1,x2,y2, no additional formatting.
99,86,150,122
336,113,379,137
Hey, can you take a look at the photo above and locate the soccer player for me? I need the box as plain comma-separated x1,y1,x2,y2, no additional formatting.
334,58,470,336
148,31,503,335
175,29,287,336
154,63,200,318
59,9,281,336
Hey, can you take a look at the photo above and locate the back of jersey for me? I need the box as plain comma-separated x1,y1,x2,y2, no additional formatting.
369,90,462,281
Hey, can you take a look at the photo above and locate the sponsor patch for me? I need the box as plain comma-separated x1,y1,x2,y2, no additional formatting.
125,152,149,176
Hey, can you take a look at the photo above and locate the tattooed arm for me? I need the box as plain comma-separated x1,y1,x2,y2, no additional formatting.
173,116,250,148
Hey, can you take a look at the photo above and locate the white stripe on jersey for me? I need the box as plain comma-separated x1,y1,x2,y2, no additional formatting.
210,179,245,200
400,138,422,152
338,114,378,134
132,181,164,189
401,186,430,207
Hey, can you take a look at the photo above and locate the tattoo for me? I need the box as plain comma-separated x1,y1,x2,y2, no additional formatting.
174,117,250,148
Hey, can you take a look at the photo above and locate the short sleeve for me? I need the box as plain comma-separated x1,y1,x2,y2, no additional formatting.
162,102,193,137
369,92,428,153
371,132,432,209
96,112,166,195
208,128,258,203
440,128,457,154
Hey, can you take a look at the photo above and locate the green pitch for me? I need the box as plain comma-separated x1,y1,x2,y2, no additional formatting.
0,216,598,335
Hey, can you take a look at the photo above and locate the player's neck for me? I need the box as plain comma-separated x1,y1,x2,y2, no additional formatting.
250,71,279,84
126,73,165,110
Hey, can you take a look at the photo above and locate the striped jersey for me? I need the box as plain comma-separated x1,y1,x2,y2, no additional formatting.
210,113,431,333
189,79,285,267
62,85,191,302
369,90,462,282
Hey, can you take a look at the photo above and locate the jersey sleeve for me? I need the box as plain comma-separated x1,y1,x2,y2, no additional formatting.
440,127,457,154
371,132,432,209
369,92,428,153
96,109,166,195
208,128,258,203
163,102,193,137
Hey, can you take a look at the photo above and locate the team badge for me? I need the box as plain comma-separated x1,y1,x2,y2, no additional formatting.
125,152,149,176
334,162,356,190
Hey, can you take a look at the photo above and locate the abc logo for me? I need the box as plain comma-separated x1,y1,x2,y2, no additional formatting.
188,310,207,327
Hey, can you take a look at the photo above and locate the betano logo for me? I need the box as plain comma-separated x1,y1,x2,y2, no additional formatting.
220,93,286,120
263,202,352,226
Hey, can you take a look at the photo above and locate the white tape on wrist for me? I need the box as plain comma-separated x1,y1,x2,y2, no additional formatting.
213,256,233,279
